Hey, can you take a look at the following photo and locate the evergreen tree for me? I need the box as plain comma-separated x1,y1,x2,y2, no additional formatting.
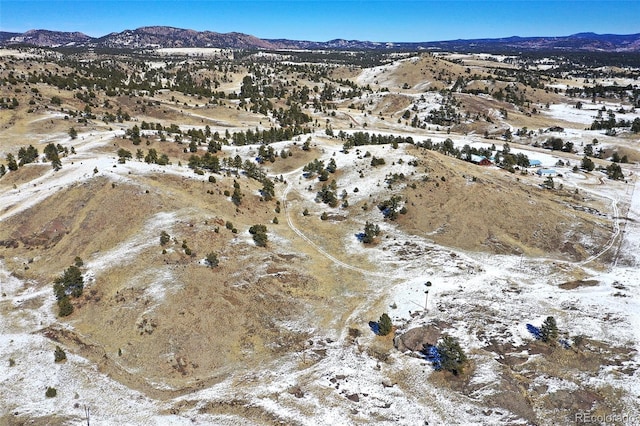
437,335,468,375
69,127,78,140
117,148,132,163
540,316,559,344
6,153,18,171
606,163,624,180
231,185,243,206
581,156,595,172
58,296,74,317
17,145,38,165
44,143,62,171
362,221,381,244
378,313,393,336
249,224,268,247
53,265,84,318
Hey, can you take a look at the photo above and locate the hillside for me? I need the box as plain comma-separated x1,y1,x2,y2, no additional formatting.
0,47,639,425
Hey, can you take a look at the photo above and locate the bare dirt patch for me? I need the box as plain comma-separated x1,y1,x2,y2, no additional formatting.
559,279,599,290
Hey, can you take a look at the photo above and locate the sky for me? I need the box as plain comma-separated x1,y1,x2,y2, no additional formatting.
1,0,639,42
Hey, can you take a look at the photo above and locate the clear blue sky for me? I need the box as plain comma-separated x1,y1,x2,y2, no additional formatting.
1,1,639,42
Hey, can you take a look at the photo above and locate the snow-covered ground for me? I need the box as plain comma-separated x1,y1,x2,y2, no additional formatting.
1,91,639,424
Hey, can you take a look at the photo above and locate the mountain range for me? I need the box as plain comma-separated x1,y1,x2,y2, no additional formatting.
1,26,640,52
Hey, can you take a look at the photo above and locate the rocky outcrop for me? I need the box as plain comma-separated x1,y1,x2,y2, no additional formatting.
393,322,447,352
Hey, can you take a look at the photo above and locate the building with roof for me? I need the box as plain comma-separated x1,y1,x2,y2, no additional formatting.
536,168,557,177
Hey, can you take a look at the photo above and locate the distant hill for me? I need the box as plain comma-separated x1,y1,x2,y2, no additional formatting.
1,29,93,47
1,26,639,52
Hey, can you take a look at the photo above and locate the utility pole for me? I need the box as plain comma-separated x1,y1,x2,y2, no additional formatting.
424,281,432,312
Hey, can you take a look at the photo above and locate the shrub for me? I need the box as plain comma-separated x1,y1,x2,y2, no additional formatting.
205,252,219,268
54,346,66,362
45,387,57,398
160,231,170,246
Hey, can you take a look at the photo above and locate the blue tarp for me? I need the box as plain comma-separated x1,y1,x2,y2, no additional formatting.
369,321,380,335
526,324,542,340
422,345,442,371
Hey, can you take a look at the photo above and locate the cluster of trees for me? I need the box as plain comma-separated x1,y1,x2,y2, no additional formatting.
590,112,638,132
17,145,39,165
543,137,574,153
249,224,268,247
342,132,414,150
3,145,40,175
303,157,337,181
566,83,640,107
378,195,406,220
580,156,625,180
144,148,170,165
316,181,340,207
230,124,311,146
188,152,221,173
43,143,63,170
53,265,84,317
0,96,19,109
361,221,381,244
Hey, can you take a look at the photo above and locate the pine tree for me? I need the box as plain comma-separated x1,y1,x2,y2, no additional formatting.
378,313,392,336
58,296,74,317
249,225,268,247
44,143,62,171
362,221,381,244
231,181,243,206
437,335,468,375
540,316,559,344
6,153,18,171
